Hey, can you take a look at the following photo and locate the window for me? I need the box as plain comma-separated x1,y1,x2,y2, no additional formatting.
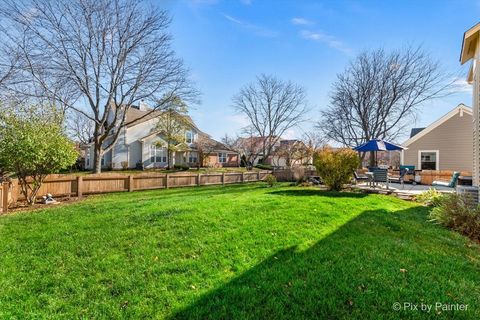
186,131,194,143
101,156,105,166
150,145,167,163
218,152,227,163
188,152,198,163
419,151,438,170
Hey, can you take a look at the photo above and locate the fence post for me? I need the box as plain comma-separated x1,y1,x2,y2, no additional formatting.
197,173,201,186
257,171,260,181
128,175,134,192
77,176,83,198
165,174,169,189
222,172,225,185
241,172,245,183
2,182,8,213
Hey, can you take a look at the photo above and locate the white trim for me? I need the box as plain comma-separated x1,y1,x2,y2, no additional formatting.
403,104,472,147
400,149,404,165
418,150,439,170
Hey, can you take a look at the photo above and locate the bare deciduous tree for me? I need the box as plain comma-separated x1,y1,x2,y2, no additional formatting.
67,111,94,145
0,0,197,173
233,74,308,162
195,135,218,168
301,131,326,164
317,46,451,166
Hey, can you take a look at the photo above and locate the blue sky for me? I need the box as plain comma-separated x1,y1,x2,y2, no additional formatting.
158,0,478,142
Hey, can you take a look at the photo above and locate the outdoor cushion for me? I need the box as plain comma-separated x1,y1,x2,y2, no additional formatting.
432,171,460,188
431,180,449,187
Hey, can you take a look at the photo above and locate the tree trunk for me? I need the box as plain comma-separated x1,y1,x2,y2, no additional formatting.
93,141,102,174
369,151,376,167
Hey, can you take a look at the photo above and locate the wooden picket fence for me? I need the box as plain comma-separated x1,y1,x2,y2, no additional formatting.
0,182,8,213
273,167,317,182
418,170,471,185
2,171,272,209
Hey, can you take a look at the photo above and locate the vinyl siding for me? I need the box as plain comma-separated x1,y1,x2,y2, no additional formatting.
403,112,473,172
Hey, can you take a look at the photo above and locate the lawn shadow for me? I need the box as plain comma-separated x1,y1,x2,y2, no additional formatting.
268,189,368,198
169,206,480,319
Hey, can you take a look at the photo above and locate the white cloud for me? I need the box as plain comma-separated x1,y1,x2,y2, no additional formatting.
291,17,313,25
451,77,471,93
299,30,352,55
222,13,279,38
282,129,297,140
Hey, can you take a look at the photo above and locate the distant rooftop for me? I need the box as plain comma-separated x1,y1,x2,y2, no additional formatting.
409,127,425,138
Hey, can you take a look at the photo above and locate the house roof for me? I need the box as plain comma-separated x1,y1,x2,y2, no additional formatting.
409,127,425,138
124,106,202,133
460,22,480,65
403,104,472,147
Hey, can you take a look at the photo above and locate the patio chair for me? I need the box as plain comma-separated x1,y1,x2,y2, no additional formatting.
388,168,410,189
371,168,389,189
353,170,370,185
432,171,460,188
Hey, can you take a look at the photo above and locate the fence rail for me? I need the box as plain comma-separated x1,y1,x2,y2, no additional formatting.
2,171,271,209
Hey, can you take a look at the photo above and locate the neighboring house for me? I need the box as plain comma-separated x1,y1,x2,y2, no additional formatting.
401,104,473,172
234,136,277,166
84,104,239,170
269,139,311,167
235,136,310,167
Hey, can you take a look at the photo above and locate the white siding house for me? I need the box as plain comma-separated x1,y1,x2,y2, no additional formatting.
84,105,239,170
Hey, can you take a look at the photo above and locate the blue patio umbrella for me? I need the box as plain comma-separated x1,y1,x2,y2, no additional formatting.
354,139,406,166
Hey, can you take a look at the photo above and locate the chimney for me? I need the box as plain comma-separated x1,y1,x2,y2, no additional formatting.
138,100,150,111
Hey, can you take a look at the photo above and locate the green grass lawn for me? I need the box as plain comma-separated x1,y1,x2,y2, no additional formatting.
1,183,479,319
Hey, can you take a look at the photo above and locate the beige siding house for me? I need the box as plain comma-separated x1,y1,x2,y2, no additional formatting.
460,23,480,186
401,104,473,172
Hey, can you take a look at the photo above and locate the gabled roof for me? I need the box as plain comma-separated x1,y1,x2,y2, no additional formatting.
403,104,472,147
124,106,204,134
460,22,480,65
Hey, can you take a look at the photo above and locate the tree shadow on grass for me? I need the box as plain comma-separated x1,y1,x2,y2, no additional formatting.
169,207,480,319
268,189,368,198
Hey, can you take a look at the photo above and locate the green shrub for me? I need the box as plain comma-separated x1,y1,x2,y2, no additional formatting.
0,107,78,205
313,147,359,191
173,164,189,171
416,188,444,206
255,164,273,170
429,193,480,241
264,174,277,187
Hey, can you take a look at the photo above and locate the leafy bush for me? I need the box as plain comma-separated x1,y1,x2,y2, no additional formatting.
173,164,190,171
416,188,444,206
313,147,359,191
264,174,277,187
255,164,273,170
429,193,480,241
0,107,78,204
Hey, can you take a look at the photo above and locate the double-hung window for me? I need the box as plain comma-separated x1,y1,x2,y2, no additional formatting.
419,150,438,170
150,145,167,163
186,131,193,143
188,152,198,163
218,152,227,163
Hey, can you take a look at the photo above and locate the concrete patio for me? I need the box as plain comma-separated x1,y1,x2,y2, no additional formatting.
352,182,454,200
